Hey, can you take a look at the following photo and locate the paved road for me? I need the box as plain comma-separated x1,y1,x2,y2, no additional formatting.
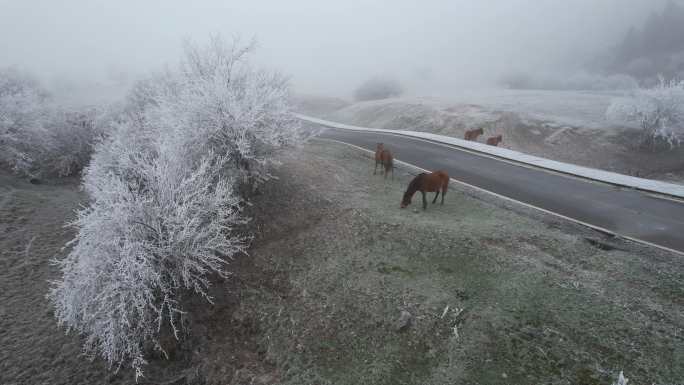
317,126,684,254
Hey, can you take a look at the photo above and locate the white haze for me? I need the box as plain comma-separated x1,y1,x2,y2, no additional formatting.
0,0,671,99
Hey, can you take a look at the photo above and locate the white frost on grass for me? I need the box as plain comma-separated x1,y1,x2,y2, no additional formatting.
326,90,626,133
612,371,628,385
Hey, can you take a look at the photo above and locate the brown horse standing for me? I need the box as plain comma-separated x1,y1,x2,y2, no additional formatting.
400,171,449,210
374,143,394,179
464,128,484,141
486,135,503,146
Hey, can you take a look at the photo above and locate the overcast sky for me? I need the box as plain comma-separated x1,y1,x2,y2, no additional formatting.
0,0,671,97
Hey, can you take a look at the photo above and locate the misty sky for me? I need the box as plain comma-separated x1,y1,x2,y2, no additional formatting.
0,0,671,97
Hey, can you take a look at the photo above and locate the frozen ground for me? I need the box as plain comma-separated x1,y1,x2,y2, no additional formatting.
424,89,624,130
295,90,623,130
1,142,681,384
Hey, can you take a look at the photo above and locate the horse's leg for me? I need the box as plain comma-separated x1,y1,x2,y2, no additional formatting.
432,191,439,204
421,191,427,210
441,187,446,205
374,160,378,175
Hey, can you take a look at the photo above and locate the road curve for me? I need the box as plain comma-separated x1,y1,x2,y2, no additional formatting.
316,126,684,255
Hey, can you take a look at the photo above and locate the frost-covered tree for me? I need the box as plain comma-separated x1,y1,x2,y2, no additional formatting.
0,67,102,177
49,36,302,380
609,1,684,80
175,36,301,188
354,75,403,101
606,77,684,149
43,108,104,177
0,68,50,174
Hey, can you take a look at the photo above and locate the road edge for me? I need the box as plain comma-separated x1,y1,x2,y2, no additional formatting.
312,137,684,257
297,113,684,200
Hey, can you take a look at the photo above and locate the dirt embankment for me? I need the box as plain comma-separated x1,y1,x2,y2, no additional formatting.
1,142,683,384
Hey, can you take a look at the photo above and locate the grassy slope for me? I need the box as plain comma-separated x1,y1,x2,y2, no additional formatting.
0,142,682,384
239,141,683,385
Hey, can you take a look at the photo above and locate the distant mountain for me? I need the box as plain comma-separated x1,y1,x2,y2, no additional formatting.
608,1,684,84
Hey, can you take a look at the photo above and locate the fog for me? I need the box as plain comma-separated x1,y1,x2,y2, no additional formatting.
0,0,671,99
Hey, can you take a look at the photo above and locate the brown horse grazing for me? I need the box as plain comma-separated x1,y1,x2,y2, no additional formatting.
486,135,503,146
374,143,394,179
374,143,384,164
464,127,484,141
400,171,449,210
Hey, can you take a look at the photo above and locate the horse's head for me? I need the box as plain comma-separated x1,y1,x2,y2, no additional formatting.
400,173,424,208
376,142,384,151
400,191,412,208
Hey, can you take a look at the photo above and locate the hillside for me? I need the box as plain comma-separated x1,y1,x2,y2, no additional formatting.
1,141,682,384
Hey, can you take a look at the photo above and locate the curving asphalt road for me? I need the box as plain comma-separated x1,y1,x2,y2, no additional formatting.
316,126,684,255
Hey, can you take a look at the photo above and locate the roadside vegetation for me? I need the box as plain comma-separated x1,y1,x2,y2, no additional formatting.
3,141,682,384
0,68,103,179
1,18,681,385
45,36,302,379
607,77,684,149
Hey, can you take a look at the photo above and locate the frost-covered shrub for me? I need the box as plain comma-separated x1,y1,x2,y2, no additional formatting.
175,37,301,188
49,36,302,380
0,68,50,174
0,67,101,177
606,77,684,149
51,146,246,378
354,76,403,101
42,108,103,177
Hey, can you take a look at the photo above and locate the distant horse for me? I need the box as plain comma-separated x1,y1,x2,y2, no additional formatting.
486,135,503,146
374,143,394,179
464,128,484,141
400,171,449,210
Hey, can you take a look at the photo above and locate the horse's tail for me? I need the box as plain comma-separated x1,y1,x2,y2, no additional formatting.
441,172,449,193
380,151,392,169
382,152,393,179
